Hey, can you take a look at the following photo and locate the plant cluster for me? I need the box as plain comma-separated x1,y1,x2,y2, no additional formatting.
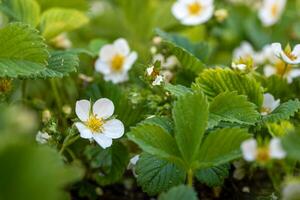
1,0,300,200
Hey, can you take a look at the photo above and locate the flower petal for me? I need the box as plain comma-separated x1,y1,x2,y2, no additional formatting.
75,122,93,139
93,98,114,119
171,1,189,20
75,100,90,121
263,65,276,77
263,93,279,112
123,52,138,71
114,38,130,56
93,134,113,149
292,44,300,57
269,138,286,159
100,44,116,62
271,43,283,57
103,119,124,139
95,58,111,75
241,139,257,161
104,72,129,84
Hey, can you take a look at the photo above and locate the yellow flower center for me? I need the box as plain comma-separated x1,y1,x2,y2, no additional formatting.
188,2,202,16
285,52,297,61
260,106,272,114
271,3,279,17
111,54,125,72
256,147,270,163
86,115,104,133
275,61,291,76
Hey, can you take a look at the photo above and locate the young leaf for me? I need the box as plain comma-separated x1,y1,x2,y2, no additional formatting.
195,164,229,187
0,23,49,78
196,128,251,168
156,29,206,74
127,123,183,167
2,0,41,27
40,8,89,40
262,99,300,123
173,92,209,164
192,68,264,107
136,153,185,195
164,83,192,98
209,91,260,128
158,185,198,200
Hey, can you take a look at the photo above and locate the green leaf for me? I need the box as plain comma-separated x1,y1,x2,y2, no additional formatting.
0,23,49,78
209,91,260,128
192,68,264,107
136,153,185,195
156,29,206,74
86,142,129,186
127,123,183,167
165,83,192,98
0,135,83,200
197,128,251,168
2,0,41,27
158,185,198,200
40,8,89,40
195,164,229,187
140,116,174,135
262,99,300,123
36,0,88,11
173,92,209,164
282,133,300,161
37,51,79,78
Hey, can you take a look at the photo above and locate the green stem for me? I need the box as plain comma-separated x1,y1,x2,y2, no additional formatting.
187,169,194,187
50,79,62,110
59,135,80,155
281,63,288,79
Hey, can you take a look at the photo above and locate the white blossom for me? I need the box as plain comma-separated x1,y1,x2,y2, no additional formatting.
172,0,214,25
95,38,137,83
75,98,124,149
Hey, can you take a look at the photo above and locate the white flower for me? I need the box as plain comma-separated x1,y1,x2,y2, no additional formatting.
269,138,286,159
36,131,51,144
241,138,257,161
75,98,124,149
241,138,286,162
152,75,164,86
146,66,154,76
261,93,280,116
272,43,300,65
95,38,138,84
51,33,72,49
172,0,214,25
264,63,300,83
231,62,247,71
233,41,255,60
153,54,178,70
258,0,286,27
